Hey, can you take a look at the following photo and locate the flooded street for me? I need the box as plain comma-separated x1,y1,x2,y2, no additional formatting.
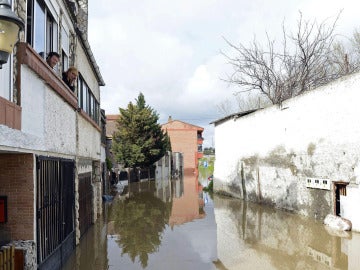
63,173,360,270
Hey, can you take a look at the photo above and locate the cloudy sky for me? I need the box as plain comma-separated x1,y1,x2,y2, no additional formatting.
88,0,358,148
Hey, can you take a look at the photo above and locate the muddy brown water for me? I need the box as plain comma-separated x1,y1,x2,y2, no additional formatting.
62,173,360,270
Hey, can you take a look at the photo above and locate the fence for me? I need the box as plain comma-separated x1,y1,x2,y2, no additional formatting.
0,245,14,270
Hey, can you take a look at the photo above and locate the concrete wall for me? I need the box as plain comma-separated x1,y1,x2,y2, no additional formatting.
0,66,77,156
77,117,101,159
44,88,76,154
213,72,360,231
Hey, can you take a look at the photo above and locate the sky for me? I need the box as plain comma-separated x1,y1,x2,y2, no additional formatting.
88,0,358,148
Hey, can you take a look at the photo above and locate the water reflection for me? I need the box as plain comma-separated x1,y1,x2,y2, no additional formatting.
105,174,215,269
63,172,360,270
108,183,172,268
62,211,109,270
169,173,206,227
214,196,360,270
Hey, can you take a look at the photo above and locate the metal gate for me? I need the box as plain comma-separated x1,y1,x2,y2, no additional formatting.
78,172,93,237
36,156,75,270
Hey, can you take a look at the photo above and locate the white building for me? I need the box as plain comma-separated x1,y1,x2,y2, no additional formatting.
213,72,360,232
0,0,105,269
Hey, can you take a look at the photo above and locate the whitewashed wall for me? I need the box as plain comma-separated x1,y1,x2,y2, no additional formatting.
44,88,77,154
77,117,101,159
214,72,360,231
0,66,76,155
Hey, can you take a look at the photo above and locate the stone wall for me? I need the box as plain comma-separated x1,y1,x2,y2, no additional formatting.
11,240,36,270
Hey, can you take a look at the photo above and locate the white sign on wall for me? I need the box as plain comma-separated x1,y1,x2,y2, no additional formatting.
306,177,331,190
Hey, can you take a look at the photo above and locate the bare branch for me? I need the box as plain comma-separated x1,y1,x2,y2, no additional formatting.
222,11,345,105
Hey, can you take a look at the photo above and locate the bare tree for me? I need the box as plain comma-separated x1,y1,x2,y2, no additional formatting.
234,92,270,111
351,29,360,57
216,98,234,116
223,12,341,105
217,92,271,116
328,42,352,75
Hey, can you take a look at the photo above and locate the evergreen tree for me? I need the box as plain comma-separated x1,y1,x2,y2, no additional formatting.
112,93,171,170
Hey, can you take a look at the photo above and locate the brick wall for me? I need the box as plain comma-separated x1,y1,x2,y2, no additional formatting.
0,154,34,240
167,129,197,171
162,120,203,173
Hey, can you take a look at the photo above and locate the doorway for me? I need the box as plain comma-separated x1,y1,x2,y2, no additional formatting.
334,183,347,217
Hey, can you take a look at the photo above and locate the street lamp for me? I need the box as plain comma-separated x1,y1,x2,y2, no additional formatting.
0,0,24,69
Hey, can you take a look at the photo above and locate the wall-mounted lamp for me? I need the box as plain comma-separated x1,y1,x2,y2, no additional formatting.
0,0,24,69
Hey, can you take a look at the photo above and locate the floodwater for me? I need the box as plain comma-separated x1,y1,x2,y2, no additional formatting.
62,172,360,270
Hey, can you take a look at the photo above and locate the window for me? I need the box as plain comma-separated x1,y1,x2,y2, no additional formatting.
33,1,45,54
78,74,100,125
61,25,69,71
0,1,14,101
0,54,13,101
26,0,58,59
198,144,203,152
77,77,83,108
46,12,58,54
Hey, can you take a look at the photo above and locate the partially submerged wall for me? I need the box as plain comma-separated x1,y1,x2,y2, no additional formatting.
213,72,360,231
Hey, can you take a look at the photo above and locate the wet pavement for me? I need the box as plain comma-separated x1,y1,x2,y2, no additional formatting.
62,172,360,270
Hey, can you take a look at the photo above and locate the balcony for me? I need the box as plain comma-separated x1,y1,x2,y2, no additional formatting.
0,96,21,130
14,43,100,132
16,43,78,109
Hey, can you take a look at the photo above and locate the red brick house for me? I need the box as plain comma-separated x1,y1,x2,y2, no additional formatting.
162,117,204,174
105,114,120,175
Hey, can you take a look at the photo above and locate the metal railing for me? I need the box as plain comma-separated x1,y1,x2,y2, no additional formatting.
36,156,75,265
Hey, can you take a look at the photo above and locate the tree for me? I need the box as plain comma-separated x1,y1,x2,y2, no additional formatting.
328,29,360,76
217,93,271,116
223,12,343,105
110,191,172,268
112,93,171,173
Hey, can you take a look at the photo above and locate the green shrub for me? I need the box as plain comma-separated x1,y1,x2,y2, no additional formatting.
203,180,213,192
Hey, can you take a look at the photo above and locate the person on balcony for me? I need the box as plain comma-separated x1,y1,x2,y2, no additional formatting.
62,67,78,92
46,52,60,69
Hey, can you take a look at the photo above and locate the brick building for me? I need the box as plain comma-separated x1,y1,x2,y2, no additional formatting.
162,117,204,174
105,114,121,177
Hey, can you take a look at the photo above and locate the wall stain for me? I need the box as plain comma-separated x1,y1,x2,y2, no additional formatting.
232,144,332,220
307,143,316,156
307,188,331,220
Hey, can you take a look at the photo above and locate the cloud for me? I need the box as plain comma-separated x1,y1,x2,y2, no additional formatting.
89,0,359,148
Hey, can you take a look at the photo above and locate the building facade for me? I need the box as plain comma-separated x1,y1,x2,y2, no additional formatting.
162,117,204,174
0,0,105,269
